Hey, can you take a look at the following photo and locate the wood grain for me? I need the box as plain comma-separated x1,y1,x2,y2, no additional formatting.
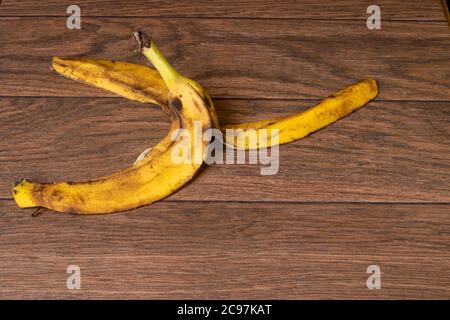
0,0,449,300
0,200,449,299
0,97,449,202
0,0,446,20
0,18,449,101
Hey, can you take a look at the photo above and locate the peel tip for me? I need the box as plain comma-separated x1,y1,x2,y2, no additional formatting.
362,78,378,90
366,78,379,98
12,179,37,208
14,178,30,187
357,79,378,100
366,78,378,89
51,56,66,73
51,56,63,65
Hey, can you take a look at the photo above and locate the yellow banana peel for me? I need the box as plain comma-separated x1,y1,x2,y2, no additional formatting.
13,32,216,214
223,79,378,149
13,31,378,214
51,57,170,110
51,57,378,150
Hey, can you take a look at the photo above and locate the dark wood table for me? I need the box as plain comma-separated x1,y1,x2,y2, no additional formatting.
0,0,448,299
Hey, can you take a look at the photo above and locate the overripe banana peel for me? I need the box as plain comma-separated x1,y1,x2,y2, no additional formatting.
13,31,378,214
223,79,378,149
51,57,169,108
51,56,378,149
13,32,216,214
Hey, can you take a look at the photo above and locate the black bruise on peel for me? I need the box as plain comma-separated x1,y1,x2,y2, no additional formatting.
170,97,183,111
14,179,27,187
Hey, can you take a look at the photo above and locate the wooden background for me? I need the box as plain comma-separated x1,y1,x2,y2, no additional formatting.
0,0,449,299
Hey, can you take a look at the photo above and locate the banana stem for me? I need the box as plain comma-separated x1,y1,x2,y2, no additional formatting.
133,31,180,88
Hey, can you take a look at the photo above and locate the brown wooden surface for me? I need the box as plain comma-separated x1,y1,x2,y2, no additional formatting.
0,18,449,101
0,0,449,299
1,200,449,299
0,0,446,20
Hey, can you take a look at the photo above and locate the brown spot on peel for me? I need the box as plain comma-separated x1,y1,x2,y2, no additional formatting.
170,97,183,111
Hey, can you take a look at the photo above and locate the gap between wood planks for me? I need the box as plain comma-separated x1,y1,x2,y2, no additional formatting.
0,16,446,22
1,199,450,204
0,96,448,103
0,0,446,21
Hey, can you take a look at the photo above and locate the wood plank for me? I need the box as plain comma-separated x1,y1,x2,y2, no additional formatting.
0,200,448,299
0,18,449,101
0,0,446,20
1,97,449,202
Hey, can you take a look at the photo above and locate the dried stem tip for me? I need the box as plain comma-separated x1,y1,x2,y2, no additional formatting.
133,31,151,53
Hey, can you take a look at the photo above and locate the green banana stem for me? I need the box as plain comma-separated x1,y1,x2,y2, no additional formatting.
133,31,179,89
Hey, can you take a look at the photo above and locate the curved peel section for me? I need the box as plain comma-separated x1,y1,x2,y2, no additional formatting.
223,79,378,149
52,57,169,108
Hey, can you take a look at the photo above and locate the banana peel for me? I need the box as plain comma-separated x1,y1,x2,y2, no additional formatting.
13,31,378,214
51,57,169,107
51,56,378,149
13,32,216,214
223,79,378,149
